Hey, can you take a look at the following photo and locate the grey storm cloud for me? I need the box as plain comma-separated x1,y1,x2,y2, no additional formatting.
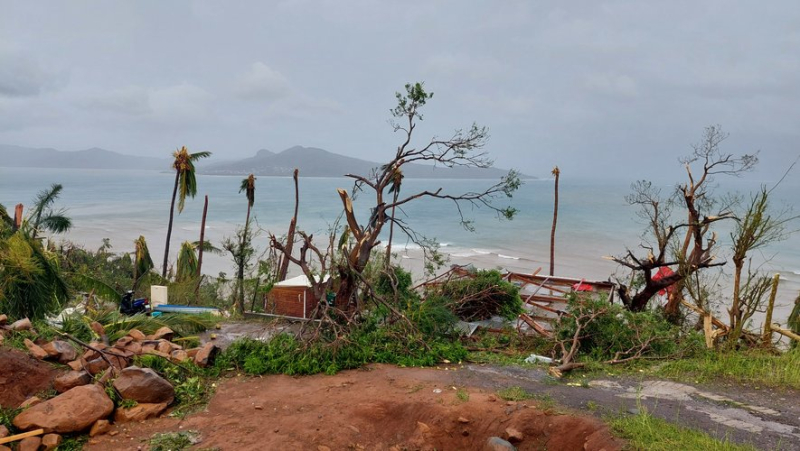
0,0,798,181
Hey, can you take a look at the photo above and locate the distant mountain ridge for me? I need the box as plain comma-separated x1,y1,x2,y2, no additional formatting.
0,144,526,179
0,145,168,170
202,145,524,179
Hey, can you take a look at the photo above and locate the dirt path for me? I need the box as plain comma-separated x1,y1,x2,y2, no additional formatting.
86,364,623,451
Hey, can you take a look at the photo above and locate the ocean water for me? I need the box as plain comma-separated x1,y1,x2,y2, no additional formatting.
2,167,798,323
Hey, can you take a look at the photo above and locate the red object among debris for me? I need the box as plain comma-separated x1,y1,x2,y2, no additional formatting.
652,266,676,295
572,279,595,292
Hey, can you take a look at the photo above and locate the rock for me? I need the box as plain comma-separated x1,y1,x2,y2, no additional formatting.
156,340,173,355
124,341,142,355
18,437,41,451
485,437,516,451
13,384,114,433
113,366,175,404
143,349,171,359
114,336,133,348
114,402,168,422
0,446,10,451
24,339,49,360
89,419,112,437
41,340,77,363
171,349,189,362
0,425,8,438
127,329,146,341
19,396,43,408
318,446,332,451
194,342,219,367
504,427,524,443
83,357,109,375
487,395,497,402
11,318,32,331
458,416,471,424
41,433,62,451
54,370,92,393
0,334,4,345
416,421,430,434
0,314,7,325
186,347,200,359
67,359,83,371
149,326,174,341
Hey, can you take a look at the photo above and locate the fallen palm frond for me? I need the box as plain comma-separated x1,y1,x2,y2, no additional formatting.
58,306,217,342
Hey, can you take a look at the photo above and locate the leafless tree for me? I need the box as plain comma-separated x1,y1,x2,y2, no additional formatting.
271,82,520,312
613,126,757,314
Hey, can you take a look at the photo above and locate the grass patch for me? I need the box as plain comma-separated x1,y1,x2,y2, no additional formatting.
148,430,201,451
456,388,470,402
611,409,758,451
656,348,800,390
497,386,535,401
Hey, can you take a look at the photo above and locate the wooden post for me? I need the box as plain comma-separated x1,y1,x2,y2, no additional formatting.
703,313,714,348
762,273,780,346
0,429,44,445
13,203,23,230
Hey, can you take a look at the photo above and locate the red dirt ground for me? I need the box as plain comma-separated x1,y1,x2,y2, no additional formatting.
0,347,61,408
86,364,623,451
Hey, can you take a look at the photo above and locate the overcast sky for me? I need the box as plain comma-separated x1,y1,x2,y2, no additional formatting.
1,1,798,181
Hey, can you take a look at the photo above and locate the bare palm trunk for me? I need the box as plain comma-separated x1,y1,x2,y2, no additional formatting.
278,169,299,281
195,195,209,300
237,204,251,314
163,171,180,278
385,195,398,266
549,167,560,276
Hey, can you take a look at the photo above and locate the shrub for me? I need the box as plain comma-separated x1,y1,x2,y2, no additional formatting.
554,295,683,363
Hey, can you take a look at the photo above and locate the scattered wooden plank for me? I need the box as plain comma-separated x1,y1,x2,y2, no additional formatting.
0,429,45,445
518,313,552,337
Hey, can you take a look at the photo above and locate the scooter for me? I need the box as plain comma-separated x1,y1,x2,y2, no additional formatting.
120,290,149,315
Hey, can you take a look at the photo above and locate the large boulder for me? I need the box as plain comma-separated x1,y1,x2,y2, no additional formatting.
113,366,174,405
13,384,114,433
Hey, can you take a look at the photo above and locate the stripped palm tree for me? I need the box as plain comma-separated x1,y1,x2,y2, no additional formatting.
163,146,212,278
384,163,403,266
235,174,256,313
549,166,560,276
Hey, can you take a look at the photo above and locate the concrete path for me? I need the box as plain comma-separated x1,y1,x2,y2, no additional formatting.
454,364,800,450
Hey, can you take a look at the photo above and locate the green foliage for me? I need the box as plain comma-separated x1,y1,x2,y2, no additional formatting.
0,231,69,321
554,295,683,362
789,293,799,350
218,320,468,377
611,407,758,451
0,406,21,435
56,307,216,343
426,270,523,321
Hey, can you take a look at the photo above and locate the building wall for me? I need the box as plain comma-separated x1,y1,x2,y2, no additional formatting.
266,286,312,319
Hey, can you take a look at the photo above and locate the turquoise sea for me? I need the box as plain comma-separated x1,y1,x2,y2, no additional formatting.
2,167,798,323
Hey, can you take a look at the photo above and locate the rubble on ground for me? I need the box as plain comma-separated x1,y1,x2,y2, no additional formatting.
0,313,219,442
